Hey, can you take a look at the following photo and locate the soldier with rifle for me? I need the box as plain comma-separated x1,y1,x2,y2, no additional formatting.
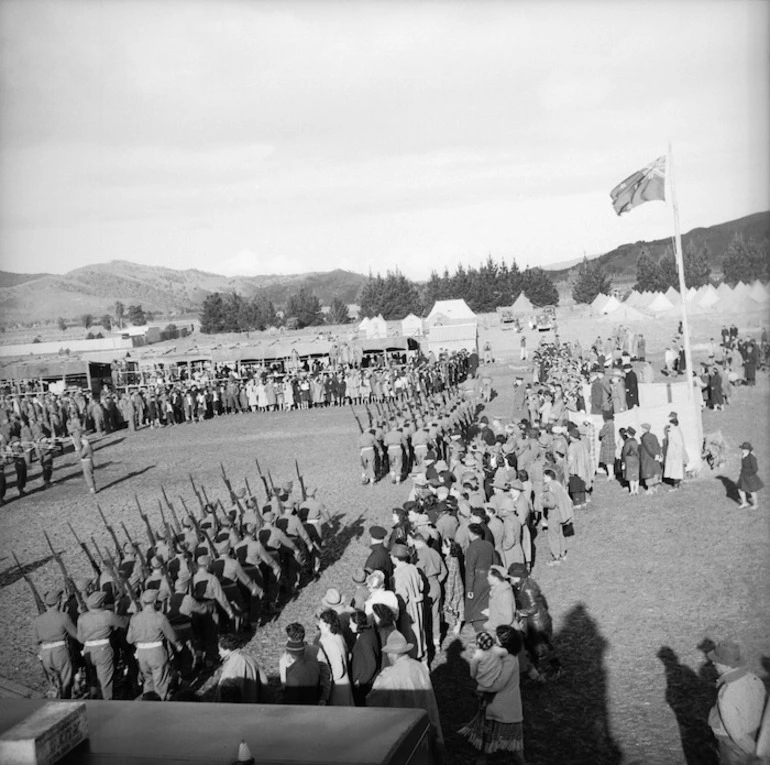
358,425,379,485
126,589,182,701
383,418,407,484
76,590,126,700
33,589,79,699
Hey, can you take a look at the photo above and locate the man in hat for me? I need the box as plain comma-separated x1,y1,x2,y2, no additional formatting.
364,525,394,587
707,640,767,763
282,623,327,706
126,589,182,701
624,364,639,409
33,589,79,698
367,631,444,755
541,468,574,566
737,442,763,509
76,590,125,700
663,411,687,490
350,569,370,610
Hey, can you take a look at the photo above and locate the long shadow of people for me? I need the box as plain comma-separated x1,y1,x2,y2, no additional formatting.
657,646,718,765
525,603,623,765
715,475,740,503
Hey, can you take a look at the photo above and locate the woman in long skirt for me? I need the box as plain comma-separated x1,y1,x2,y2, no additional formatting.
598,412,616,480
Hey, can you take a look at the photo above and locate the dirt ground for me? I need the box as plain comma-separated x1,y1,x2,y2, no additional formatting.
1,303,769,765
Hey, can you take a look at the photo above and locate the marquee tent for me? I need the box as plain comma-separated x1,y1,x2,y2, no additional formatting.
647,293,674,312
426,299,476,326
511,293,534,314
401,313,424,337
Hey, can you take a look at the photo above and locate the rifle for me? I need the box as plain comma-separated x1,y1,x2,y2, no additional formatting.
67,522,101,578
120,521,149,579
350,404,364,434
158,500,168,538
220,462,236,503
97,504,122,561
189,474,205,516
161,485,182,534
364,404,374,428
135,494,156,547
43,530,86,612
266,470,275,496
295,459,307,502
103,549,140,612
12,551,45,615
255,458,270,499
200,484,211,510
244,476,254,503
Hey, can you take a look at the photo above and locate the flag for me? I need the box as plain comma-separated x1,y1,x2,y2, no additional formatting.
609,155,666,215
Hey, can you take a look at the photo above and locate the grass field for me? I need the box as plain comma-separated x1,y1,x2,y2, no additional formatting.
0,333,768,764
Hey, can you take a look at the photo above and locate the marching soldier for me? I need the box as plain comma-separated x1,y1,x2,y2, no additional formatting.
76,591,126,700
358,427,378,485
126,589,182,701
38,437,55,489
383,419,407,484
33,589,79,698
193,554,235,666
11,441,27,497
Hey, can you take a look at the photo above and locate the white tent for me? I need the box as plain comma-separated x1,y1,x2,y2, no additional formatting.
598,295,622,314
591,293,610,312
716,282,733,299
357,317,371,334
637,291,656,308
624,290,642,306
749,281,768,303
511,293,534,314
665,286,681,305
685,286,698,302
426,298,476,326
366,314,388,339
598,303,647,322
647,292,674,312
401,313,424,337
697,284,720,308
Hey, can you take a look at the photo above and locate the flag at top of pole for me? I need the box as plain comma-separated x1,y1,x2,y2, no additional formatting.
609,156,667,215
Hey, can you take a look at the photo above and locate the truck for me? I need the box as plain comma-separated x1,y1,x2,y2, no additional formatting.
533,305,557,332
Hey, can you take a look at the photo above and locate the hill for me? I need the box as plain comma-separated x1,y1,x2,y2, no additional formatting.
0,261,367,325
547,210,770,284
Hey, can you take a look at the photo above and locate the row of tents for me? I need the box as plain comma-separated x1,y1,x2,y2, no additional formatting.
591,280,769,320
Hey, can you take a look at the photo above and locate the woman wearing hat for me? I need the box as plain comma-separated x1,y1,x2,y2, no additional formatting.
598,412,617,480
663,412,687,490
737,442,763,509
620,426,640,495
639,423,662,494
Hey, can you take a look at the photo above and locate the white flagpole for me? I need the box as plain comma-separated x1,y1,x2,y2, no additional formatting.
667,143,702,468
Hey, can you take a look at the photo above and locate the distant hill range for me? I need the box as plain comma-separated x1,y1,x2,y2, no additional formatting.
1,210,767,324
546,210,770,283
0,262,367,325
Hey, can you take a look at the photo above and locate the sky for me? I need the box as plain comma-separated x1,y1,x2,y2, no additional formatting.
0,0,768,281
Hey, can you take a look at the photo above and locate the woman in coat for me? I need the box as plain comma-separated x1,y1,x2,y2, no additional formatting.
621,426,641,495
663,413,687,490
482,565,517,633
639,423,662,494
598,412,617,480
737,441,763,508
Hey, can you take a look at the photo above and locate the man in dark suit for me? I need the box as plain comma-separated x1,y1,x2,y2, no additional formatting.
624,364,639,409
364,526,393,589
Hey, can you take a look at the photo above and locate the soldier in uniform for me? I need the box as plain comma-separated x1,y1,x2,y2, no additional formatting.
76,591,126,700
34,589,79,698
193,554,235,666
358,427,378,485
126,589,182,700
38,436,55,488
79,435,97,494
11,441,27,497
383,419,407,484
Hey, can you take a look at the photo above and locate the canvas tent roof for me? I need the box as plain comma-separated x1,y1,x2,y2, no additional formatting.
749,281,768,302
624,290,643,307
664,287,681,304
401,313,424,336
647,293,674,312
596,295,622,314
598,303,647,322
716,282,733,298
511,293,534,314
426,299,476,326
696,285,720,308
591,293,610,312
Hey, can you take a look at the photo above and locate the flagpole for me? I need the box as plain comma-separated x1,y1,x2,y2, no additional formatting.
667,143,702,468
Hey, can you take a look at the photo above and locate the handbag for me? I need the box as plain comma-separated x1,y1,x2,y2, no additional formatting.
562,520,575,537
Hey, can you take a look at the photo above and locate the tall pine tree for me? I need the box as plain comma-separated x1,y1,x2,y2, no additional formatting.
571,257,612,304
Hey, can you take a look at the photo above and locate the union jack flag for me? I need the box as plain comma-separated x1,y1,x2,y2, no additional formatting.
610,156,666,215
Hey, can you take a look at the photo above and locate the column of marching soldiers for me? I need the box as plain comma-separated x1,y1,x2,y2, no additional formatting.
21,379,475,702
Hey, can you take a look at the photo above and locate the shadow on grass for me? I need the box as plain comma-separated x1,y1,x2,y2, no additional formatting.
98,465,156,492
657,645,718,765
0,554,55,589
714,475,740,504
432,603,622,765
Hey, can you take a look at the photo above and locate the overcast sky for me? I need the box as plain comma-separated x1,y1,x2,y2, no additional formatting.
1,0,768,280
